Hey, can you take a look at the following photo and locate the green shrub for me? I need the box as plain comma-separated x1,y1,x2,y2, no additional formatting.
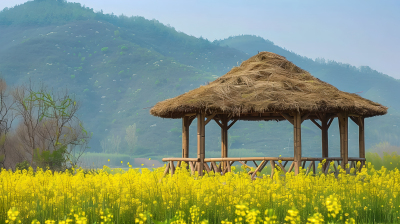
101,47,109,52
16,161,30,170
34,146,67,171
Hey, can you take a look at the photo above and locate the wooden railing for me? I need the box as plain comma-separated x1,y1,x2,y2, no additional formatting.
162,157,366,179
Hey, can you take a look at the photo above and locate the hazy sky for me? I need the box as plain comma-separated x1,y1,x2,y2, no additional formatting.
1,0,400,79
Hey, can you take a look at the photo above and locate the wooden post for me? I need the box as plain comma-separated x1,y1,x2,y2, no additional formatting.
338,113,348,169
358,117,365,167
197,113,205,176
221,115,228,171
293,112,302,175
321,114,329,159
182,116,190,158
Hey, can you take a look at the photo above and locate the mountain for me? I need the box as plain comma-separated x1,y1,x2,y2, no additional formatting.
0,0,399,160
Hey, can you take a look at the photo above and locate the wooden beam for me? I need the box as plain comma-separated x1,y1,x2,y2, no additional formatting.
232,116,287,121
301,113,310,123
281,113,294,125
310,118,322,130
349,116,359,126
305,161,314,175
211,161,221,173
163,162,170,177
253,160,258,167
293,112,302,175
203,162,211,173
277,161,287,173
251,160,265,180
185,113,196,116
162,158,199,162
327,117,334,128
227,119,238,130
288,162,295,173
203,157,295,162
205,113,217,126
213,118,223,128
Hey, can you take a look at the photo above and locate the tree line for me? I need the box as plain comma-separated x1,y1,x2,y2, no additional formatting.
0,78,90,170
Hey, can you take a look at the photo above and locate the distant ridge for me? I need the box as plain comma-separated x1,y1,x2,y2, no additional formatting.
0,1,399,157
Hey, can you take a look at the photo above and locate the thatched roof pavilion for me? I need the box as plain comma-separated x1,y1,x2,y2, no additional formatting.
151,52,387,177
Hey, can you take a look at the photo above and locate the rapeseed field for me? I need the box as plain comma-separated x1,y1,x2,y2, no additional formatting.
1,160,399,224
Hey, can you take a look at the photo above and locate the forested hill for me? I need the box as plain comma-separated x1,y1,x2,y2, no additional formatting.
216,35,400,112
0,0,399,159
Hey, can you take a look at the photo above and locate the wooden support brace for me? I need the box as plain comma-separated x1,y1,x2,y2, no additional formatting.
205,113,217,126
333,163,337,174
349,116,359,126
283,161,289,167
253,160,259,167
301,113,310,123
204,162,211,173
213,119,223,128
227,161,231,173
270,160,276,179
327,117,334,128
281,113,294,125
324,161,331,174
302,160,306,169
260,160,268,171
305,161,314,175
310,118,322,129
227,119,238,130
163,162,170,177
177,161,181,168
251,160,266,180
239,161,251,169
288,162,295,173
211,161,221,173
313,161,316,174
277,161,287,173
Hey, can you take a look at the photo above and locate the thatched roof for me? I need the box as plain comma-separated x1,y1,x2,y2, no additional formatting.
150,52,387,119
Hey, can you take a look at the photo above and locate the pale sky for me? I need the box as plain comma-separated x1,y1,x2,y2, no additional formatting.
1,0,400,79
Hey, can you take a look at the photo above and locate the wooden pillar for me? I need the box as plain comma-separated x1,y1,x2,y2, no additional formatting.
338,113,348,169
220,115,228,171
358,117,365,166
293,112,302,175
321,115,329,158
197,113,205,176
182,116,190,158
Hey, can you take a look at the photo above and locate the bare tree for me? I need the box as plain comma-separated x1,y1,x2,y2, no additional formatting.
125,123,138,154
0,78,17,168
12,81,91,169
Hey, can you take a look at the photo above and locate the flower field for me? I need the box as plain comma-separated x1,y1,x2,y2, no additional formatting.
1,160,400,224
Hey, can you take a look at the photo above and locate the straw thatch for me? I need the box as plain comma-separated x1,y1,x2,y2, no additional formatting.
150,52,387,119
